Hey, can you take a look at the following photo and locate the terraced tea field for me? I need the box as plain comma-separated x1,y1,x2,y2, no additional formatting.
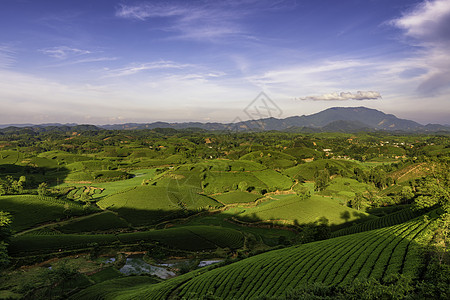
88,215,436,300
9,225,244,256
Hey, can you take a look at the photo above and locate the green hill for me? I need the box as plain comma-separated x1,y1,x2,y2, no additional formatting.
332,207,423,237
283,159,360,181
97,186,222,226
240,151,297,169
237,194,373,226
213,191,262,205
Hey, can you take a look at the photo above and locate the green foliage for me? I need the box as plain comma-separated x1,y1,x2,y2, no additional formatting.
0,211,12,270
37,182,48,196
413,161,450,212
349,193,365,210
401,186,414,202
0,175,28,195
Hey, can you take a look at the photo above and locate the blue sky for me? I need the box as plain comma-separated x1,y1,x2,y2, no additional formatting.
0,0,449,125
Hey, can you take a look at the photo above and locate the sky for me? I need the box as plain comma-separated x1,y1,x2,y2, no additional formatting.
0,0,449,125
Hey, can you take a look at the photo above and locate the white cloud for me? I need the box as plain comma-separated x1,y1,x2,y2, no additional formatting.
297,91,382,101
393,0,450,45
0,65,256,124
391,0,450,95
39,46,92,59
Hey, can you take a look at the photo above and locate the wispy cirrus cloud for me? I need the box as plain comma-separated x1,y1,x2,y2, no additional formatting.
39,46,92,59
115,2,250,41
297,91,382,101
0,45,16,68
46,56,118,68
391,0,450,95
103,60,194,77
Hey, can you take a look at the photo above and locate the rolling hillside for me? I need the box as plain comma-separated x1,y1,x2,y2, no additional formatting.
70,214,438,299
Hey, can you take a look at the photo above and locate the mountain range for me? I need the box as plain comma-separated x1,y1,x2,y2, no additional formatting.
1,107,449,133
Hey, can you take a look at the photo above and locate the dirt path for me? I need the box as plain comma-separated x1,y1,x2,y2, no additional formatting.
396,163,425,181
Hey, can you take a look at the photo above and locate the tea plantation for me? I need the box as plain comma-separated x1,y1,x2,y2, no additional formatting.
0,128,448,299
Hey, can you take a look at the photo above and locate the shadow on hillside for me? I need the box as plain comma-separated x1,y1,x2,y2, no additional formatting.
4,192,393,260
8,203,436,271
0,164,70,188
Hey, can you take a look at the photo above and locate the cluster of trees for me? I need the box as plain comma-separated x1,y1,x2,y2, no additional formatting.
0,175,26,196
353,167,394,189
412,159,450,212
0,211,11,270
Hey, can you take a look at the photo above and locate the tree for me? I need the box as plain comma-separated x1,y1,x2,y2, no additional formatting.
0,211,12,270
38,182,48,196
0,184,5,196
432,213,450,265
79,192,92,203
314,169,330,192
413,161,450,212
17,176,26,194
401,186,414,203
351,193,365,210
238,181,248,192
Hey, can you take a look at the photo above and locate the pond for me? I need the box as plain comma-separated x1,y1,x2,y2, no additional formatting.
119,258,176,279
157,259,223,268
114,257,223,279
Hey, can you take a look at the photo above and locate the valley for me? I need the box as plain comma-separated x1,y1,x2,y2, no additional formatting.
0,123,448,299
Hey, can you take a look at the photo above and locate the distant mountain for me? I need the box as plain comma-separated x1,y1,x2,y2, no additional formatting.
0,123,78,129
282,107,422,131
1,107,449,133
227,107,448,132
